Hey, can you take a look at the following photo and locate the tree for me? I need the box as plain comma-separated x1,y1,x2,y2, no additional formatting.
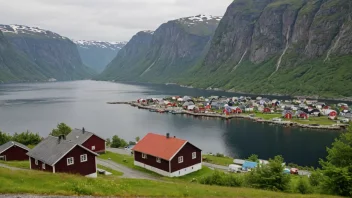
320,126,352,196
0,131,12,145
111,135,128,148
50,123,72,137
106,138,111,147
129,141,136,145
12,131,41,146
135,136,140,142
247,155,290,191
247,154,259,162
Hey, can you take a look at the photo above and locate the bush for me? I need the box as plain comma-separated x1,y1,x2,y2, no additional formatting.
0,131,12,145
309,170,324,187
247,155,290,191
296,177,313,194
215,153,224,157
12,131,41,145
199,171,243,187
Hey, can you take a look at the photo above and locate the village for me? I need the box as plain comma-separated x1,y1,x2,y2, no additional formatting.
109,95,351,130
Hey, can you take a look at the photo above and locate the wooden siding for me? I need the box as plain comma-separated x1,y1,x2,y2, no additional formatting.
170,142,201,172
134,151,170,172
55,145,96,176
82,135,105,153
30,157,53,173
0,146,28,161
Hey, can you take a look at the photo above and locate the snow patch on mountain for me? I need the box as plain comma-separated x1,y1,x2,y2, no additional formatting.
178,15,222,24
73,40,127,50
0,24,68,39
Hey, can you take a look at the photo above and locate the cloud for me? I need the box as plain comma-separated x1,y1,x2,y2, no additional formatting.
0,0,232,42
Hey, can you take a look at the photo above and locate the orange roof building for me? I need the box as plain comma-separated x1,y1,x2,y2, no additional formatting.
132,133,202,177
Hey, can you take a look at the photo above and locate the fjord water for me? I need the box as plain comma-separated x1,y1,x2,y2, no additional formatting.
0,80,339,167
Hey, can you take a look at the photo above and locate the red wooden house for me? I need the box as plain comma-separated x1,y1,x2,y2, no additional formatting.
132,133,202,177
329,111,338,120
0,141,30,161
66,128,106,153
27,136,98,177
284,113,293,119
263,108,271,114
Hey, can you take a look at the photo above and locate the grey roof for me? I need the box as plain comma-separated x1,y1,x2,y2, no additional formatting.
0,141,29,154
65,128,105,145
233,159,245,165
26,136,98,166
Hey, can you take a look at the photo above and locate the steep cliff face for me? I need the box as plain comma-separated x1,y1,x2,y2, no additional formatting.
190,0,352,98
74,40,126,72
0,25,94,81
0,30,47,82
99,15,221,82
99,31,154,81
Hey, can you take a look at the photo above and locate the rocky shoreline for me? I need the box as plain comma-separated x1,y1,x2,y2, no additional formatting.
107,101,347,131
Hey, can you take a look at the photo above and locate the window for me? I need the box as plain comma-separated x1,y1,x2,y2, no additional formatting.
91,146,95,151
67,157,74,166
35,159,38,165
80,154,88,162
192,152,197,159
142,153,147,159
42,163,45,169
178,156,183,163
156,157,161,163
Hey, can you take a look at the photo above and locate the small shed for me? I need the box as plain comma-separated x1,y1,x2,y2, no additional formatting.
0,141,30,161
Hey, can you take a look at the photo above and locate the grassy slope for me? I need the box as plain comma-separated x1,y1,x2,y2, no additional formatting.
0,161,30,169
203,154,234,166
97,164,123,177
0,167,341,197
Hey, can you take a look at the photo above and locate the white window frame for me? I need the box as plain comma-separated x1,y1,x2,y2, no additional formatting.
35,159,38,165
91,146,95,151
178,156,184,163
192,152,197,159
156,157,161,163
142,153,147,159
80,154,88,163
42,163,45,169
67,157,74,166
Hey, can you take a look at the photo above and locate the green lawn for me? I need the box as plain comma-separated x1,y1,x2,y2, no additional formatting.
97,164,123,177
0,167,340,197
203,154,234,166
0,161,30,169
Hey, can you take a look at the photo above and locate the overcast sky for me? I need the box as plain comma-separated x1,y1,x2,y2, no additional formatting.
0,0,232,42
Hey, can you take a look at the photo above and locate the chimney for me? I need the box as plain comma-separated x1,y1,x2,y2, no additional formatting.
82,127,85,134
166,133,170,139
174,136,176,138
58,135,66,143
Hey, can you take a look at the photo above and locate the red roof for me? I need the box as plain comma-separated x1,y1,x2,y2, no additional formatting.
132,133,187,161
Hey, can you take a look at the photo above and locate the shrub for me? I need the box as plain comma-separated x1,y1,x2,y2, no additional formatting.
309,171,324,187
0,131,12,145
12,131,41,145
296,177,313,194
215,153,224,157
199,171,243,187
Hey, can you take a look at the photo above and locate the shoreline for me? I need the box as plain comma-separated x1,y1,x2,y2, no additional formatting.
107,101,347,131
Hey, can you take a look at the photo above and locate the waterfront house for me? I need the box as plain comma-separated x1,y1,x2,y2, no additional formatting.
263,107,271,114
66,128,106,154
132,133,202,177
27,135,98,177
0,141,30,161
296,110,309,119
282,110,293,119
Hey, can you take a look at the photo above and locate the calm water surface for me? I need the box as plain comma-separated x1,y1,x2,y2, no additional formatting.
0,80,340,167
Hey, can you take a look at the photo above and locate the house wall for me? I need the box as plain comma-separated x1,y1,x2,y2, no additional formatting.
0,146,28,161
134,151,169,172
170,142,202,172
55,146,96,176
82,135,105,153
30,157,53,173
170,163,202,177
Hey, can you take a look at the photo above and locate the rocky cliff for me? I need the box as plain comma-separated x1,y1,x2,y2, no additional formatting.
99,15,221,82
188,0,352,98
74,40,126,73
0,25,94,81
0,30,47,82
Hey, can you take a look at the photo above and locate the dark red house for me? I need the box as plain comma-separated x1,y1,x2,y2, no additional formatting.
132,133,202,177
66,128,106,153
263,108,271,114
27,136,98,177
0,141,30,161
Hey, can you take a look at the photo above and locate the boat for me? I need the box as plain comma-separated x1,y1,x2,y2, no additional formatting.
149,109,157,112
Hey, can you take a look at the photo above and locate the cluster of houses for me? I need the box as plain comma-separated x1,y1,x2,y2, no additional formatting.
136,95,351,123
0,128,106,178
0,129,203,178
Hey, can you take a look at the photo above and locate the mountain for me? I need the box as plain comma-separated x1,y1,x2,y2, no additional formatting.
0,30,47,82
0,24,94,81
186,0,352,98
99,15,222,82
74,40,126,72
